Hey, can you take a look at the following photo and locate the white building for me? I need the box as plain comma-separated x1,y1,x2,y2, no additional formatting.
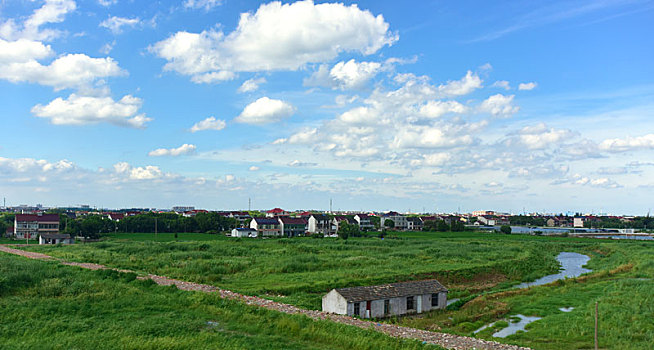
322,280,447,318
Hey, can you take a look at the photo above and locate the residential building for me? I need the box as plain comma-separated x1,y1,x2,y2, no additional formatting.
381,212,407,230
172,206,195,213
14,213,59,240
332,215,356,233
322,279,448,318
231,227,257,238
308,214,331,234
406,217,423,231
477,215,496,226
250,217,281,237
265,208,287,217
573,217,585,228
354,214,374,231
278,217,307,237
39,233,74,245
107,213,125,221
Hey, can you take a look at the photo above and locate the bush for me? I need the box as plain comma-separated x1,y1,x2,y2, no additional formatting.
500,225,512,234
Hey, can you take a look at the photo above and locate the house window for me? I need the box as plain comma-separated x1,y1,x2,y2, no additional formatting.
406,296,414,310
431,293,439,307
353,302,360,316
384,300,390,315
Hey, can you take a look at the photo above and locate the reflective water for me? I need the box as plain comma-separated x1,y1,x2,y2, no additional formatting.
515,252,591,289
559,307,574,312
492,315,542,338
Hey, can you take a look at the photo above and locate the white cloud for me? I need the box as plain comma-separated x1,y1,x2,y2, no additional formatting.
571,174,620,188
98,0,117,6
150,0,397,82
190,116,226,132
100,16,141,34
288,160,318,167
183,0,222,11
392,127,474,149
0,38,125,90
305,59,381,90
248,166,260,171
148,144,197,157
31,93,151,128
234,97,295,125
599,134,654,152
479,94,519,117
237,77,266,93
419,100,467,118
190,71,236,84
506,123,576,150
0,0,77,41
518,82,538,91
438,70,482,96
491,80,511,90
114,162,163,180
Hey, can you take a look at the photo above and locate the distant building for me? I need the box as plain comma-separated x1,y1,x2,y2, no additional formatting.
354,214,374,231
322,280,448,318
231,227,257,238
250,217,281,237
14,214,60,240
406,217,424,231
308,214,331,234
172,206,195,212
278,217,307,237
265,208,287,217
477,215,496,226
573,217,585,228
39,233,74,245
381,212,407,230
107,213,125,221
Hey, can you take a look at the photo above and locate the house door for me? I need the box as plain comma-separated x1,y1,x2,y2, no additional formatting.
366,301,371,318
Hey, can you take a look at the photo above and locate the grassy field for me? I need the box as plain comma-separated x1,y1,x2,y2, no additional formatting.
0,253,436,350
16,231,654,349
23,231,565,309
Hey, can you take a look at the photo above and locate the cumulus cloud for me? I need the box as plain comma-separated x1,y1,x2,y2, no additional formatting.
148,144,197,157
305,59,381,90
505,123,576,150
237,77,266,93
419,100,467,118
234,97,295,125
491,80,511,90
0,0,77,41
150,0,397,82
98,0,118,6
518,82,537,91
0,38,125,90
31,93,151,128
100,16,141,34
248,166,260,171
113,162,163,180
599,134,654,152
438,71,482,96
572,174,620,188
190,116,226,132
479,94,519,117
184,0,222,11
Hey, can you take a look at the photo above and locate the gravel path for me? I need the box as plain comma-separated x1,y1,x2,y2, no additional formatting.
0,245,530,350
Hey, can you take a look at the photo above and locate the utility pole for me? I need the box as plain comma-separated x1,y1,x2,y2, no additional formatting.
329,198,333,213
154,217,158,237
248,197,251,211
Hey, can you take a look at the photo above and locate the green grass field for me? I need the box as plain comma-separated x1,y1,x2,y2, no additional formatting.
15,231,654,349
0,253,435,350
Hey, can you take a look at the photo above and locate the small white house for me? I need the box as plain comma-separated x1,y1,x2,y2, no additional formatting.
322,279,447,318
231,228,257,238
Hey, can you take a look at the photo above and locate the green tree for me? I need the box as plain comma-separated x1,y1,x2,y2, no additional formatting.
500,225,512,234
383,219,395,229
338,222,359,240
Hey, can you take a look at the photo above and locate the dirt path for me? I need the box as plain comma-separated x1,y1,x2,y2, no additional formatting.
0,245,530,350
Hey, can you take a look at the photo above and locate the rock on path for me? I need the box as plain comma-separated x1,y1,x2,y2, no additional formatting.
0,245,530,350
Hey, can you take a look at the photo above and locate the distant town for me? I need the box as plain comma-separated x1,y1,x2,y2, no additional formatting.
2,203,652,244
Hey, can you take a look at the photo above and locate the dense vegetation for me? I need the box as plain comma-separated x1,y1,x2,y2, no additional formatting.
0,253,434,350
24,232,563,309
11,231,654,349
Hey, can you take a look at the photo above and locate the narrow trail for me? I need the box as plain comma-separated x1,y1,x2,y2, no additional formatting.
0,245,530,350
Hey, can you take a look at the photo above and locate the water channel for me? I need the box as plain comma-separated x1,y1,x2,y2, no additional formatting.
473,251,592,337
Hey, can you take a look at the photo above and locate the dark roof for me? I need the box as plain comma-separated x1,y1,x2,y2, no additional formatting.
234,228,257,231
15,214,59,222
406,217,423,223
311,214,329,221
334,280,447,302
279,217,307,224
40,233,71,239
355,214,370,218
253,217,279,225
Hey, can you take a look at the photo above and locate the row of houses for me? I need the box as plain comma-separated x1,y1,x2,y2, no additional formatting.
8,213,74,244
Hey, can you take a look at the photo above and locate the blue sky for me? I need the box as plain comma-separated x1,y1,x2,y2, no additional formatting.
1,0,653,214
